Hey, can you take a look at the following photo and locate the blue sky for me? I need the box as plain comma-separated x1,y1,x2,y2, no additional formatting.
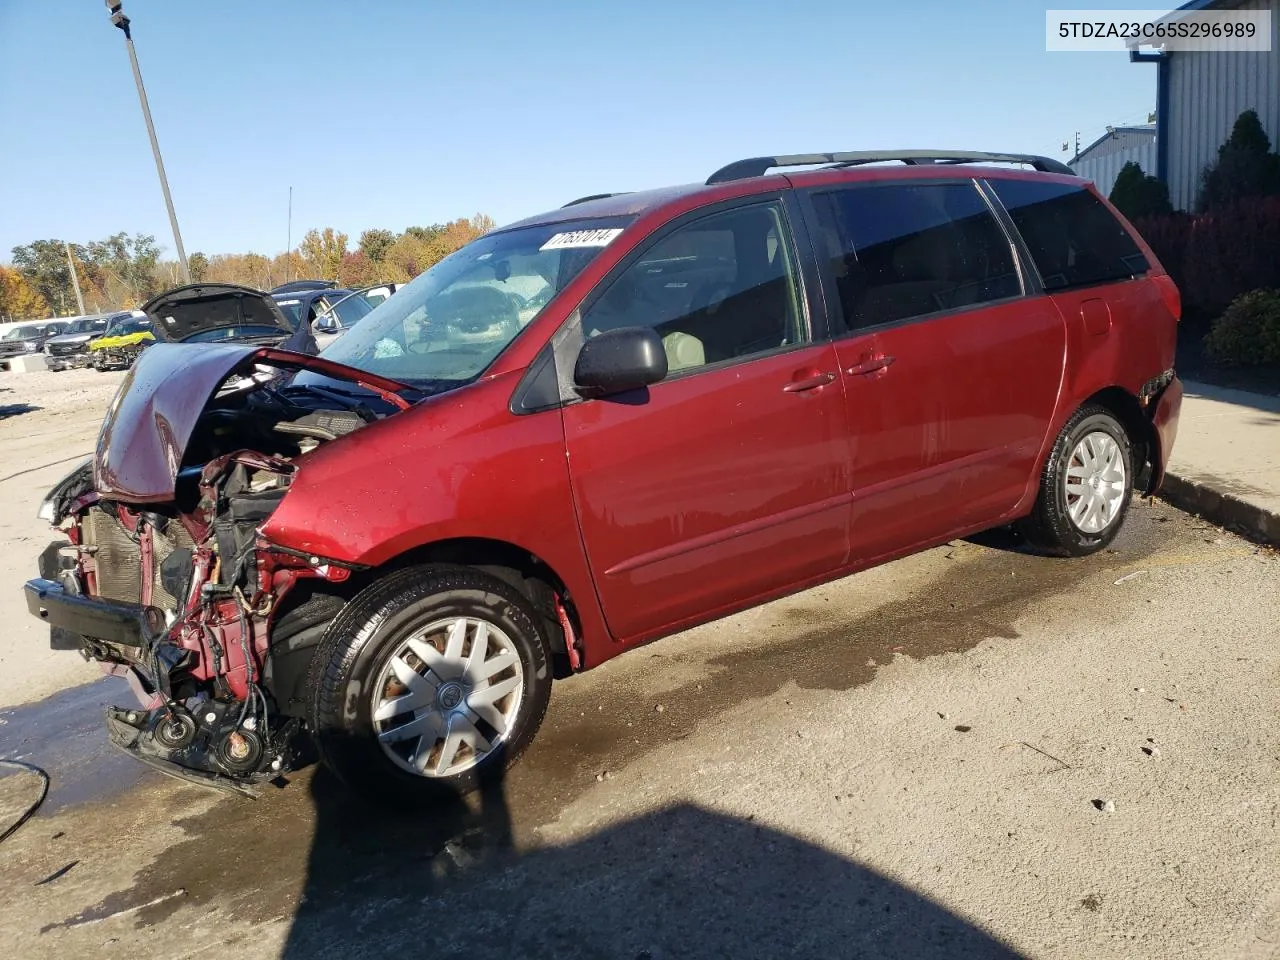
0,0,1157,260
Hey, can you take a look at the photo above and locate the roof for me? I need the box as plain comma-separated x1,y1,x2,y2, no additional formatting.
502,183,711,230
1071,124,1157,164
503,150,1080,232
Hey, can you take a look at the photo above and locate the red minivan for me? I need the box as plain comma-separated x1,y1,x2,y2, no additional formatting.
26,150,1182,801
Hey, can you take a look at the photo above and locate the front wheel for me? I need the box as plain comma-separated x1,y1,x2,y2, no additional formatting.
307,565,553,804
1019,405,1134,556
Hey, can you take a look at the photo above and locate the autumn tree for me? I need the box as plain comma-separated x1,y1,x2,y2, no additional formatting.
0,265,50,320
299,227,349,280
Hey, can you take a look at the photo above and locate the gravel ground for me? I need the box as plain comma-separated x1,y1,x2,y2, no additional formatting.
0,500,1275,960
0,367,126,704
0,365,1276,959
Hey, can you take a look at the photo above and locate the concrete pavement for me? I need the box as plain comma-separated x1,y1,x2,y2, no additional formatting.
1163,381,1280,546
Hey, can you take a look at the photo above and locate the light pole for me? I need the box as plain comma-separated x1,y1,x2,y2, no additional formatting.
64,241,86,316
105,1,190,283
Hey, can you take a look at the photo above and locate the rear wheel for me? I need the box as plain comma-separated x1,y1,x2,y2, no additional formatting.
307,565,552,804
1019,405,1133,556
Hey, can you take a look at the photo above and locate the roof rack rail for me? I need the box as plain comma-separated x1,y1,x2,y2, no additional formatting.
562,192,625,207
706,151,1075,184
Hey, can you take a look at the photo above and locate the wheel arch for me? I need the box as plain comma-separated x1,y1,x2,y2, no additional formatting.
267,536,582,717
1080,385,1158,493
381,538,579,677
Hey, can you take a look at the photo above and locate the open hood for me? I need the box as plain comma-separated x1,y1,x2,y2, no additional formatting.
95,343,416,502
141,283,296,343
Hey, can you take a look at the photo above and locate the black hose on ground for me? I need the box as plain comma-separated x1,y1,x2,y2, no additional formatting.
0,759,50,843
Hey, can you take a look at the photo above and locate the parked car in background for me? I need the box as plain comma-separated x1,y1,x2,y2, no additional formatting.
312,286,383,348
45,312,130,371
359,282,402,306
0,319,68,366
87,285,317,371
88,315,155,371
143,282,316,354
269,280,355,336
25,149,1182,804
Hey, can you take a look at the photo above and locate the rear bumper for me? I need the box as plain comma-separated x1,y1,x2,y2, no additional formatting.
1147,375,1183,494
24,578,165,649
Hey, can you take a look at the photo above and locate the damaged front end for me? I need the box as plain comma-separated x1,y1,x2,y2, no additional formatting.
26,343,417,793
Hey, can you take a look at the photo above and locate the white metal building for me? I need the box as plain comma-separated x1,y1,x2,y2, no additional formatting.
1069,125,1158,197
1133,0,1280,210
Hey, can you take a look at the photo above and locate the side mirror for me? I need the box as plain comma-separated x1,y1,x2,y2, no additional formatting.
573,326,668,397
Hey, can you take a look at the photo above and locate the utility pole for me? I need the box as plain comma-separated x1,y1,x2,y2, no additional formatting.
105,1,190,283
64,241,86,316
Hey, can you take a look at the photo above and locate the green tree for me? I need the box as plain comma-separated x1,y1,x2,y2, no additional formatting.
1196,109,1280,212
84,232,162,306
1109,161,1173,220
403,224,446,244
188,251,210,282
10,239,87,314
358,229,395,264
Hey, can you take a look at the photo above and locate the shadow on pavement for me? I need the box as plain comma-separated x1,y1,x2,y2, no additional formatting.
281,765,1023,960
0,401,42,420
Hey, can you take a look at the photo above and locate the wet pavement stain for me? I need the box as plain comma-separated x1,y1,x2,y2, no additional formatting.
19,505,1181,936
0,675,150,813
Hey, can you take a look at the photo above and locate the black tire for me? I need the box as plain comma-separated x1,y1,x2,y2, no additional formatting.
307,564,552,805
1019,405,1134,557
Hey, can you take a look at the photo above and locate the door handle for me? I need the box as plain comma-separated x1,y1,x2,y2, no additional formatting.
845,355,896,377
783,371,836,393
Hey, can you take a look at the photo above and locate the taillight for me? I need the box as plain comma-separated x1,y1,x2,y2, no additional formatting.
1152,274,1181,322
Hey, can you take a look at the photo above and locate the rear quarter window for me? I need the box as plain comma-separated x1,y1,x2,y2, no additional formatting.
988,179,1148,292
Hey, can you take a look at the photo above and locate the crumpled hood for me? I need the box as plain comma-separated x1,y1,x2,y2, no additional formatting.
47,332,97,347
94,343,415,503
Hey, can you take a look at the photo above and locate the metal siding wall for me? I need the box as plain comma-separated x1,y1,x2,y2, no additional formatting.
1073,140,1160,197
1165,0,1280,210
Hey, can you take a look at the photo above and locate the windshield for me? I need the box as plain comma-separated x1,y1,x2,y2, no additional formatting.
274,298,303,327
67,318,109,334
106,319,151,337
319,218,631,385
2,325,41,340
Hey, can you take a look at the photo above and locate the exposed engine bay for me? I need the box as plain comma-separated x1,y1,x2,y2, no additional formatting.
33,354,409,794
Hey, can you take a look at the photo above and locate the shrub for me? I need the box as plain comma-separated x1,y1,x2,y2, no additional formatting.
1131,211,1192,295
1110,162,1173,220
1182,196,1280,317
1204,288,1280,365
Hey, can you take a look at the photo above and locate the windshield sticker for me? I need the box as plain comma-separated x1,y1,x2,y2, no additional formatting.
540,228,624,251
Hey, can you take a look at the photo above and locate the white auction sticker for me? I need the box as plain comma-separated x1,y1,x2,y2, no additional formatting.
540,228,624,251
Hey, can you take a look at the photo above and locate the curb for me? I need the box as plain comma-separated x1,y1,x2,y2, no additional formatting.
1159,473,1280,547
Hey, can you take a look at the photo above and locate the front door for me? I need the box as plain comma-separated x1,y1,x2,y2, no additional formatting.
562,199,850,642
